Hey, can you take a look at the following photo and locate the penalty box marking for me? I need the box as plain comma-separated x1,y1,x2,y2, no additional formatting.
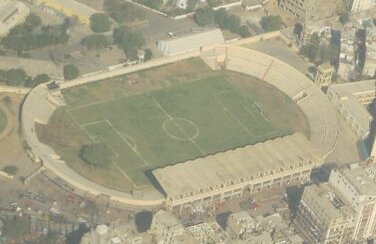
80,119,149,168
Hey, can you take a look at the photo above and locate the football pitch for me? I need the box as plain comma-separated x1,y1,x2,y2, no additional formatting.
62,75,297,186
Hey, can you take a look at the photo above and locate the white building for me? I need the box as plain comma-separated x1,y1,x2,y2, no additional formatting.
157,29,225,56
0,0,29,37
329,164,376,240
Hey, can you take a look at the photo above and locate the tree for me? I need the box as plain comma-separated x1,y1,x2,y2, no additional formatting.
90,13,111,33
260,15,283,32
104,0,145,23
236,25,251,38
339,12,349,25
293,22,303,39
81,34,110,50
79,143,113,168
214,8,229,29
113,26,145,60
2,96,11,106
144,49,153,61
309,32,321,45
194,7,215,27
26,13,42,27
3,165,18,175
63,64,80,80
25,73,50,88
225,15,241,32
5,69,28,86
301,43,318,62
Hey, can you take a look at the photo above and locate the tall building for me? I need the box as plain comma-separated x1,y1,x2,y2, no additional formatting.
347,0,376,12
329,164,376,240
150,210,191,244
294,183,356,244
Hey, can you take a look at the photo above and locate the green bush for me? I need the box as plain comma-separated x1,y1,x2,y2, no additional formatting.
144,49,153,61
3,165,18,175
81,34,110,50
25,74,50,88
79,143,113,168
113,26,145,60
63,64,80,80
90,13,111,33
260,15,283,32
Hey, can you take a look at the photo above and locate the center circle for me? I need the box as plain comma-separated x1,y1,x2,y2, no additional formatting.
162,118,199,141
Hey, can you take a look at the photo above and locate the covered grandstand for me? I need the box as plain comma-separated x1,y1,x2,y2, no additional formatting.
153,133,322,212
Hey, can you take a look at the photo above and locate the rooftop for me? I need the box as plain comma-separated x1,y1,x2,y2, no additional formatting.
328,79,375,134
339,165,376,196
302,183,355,220
153,133,322,198
0,0,22,22
158,29,225,56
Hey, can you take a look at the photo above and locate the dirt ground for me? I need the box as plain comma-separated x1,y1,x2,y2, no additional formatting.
0,94,39,178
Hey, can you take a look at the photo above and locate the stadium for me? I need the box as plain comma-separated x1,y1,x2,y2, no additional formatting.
21,38,338,209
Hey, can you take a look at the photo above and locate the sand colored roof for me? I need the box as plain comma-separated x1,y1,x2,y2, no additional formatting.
328,80,375,135
302,183,355,220
153,133,322,197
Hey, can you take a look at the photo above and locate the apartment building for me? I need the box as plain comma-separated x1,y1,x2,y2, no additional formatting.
329,164,376,240
295,183,356,243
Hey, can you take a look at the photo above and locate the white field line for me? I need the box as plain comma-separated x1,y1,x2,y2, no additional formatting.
152,98,206,156
81,120,106,127
104,120,149,167
214,95,254,139
223,106,254,139
66,111,96,141
66,95,123,112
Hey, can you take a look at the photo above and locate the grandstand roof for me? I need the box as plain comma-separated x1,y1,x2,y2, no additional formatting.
158,29,225,56
153,133,322,197
328,80,375,136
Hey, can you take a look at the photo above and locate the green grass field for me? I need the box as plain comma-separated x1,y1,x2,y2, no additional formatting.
38,59,309,191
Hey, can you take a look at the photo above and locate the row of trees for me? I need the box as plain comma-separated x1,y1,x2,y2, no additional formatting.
194,7,250,37
1,14,70,51
0,65,80,84
0,69,50,87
